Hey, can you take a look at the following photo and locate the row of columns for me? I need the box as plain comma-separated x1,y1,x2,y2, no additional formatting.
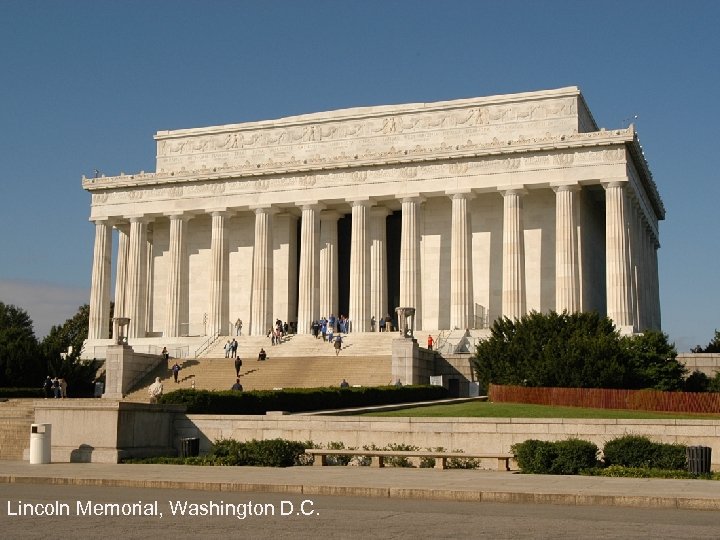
87,182,660,341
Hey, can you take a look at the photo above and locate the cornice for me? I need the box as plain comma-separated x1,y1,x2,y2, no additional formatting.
82,128,633,192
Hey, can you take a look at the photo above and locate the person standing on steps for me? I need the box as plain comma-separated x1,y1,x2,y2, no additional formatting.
427,334,434,351
172,361,181,383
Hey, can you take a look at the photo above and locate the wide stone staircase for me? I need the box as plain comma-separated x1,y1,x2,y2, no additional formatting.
124,332,396,401
0,400,35,460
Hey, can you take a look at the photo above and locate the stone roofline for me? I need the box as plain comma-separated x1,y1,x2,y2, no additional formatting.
153,86,589,140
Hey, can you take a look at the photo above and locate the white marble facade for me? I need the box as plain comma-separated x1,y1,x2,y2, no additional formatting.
84,87,664,350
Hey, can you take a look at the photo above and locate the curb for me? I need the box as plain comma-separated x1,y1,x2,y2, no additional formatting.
2,475,719,510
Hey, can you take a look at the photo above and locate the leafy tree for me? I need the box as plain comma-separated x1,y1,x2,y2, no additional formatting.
0,302,42,387
691,330,720,353
620,330,684,391
473,311,626,390
473,311,685,391
39,304,99,395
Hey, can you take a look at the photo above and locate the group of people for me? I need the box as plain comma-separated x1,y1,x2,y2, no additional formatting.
268,319,289,345
311,314,351,338
42,376,67,399
224,338,239,358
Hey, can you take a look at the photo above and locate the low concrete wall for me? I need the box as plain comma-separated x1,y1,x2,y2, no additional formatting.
679,353,720,377
30,400,184,463
178,414,720,471
104,345,164,398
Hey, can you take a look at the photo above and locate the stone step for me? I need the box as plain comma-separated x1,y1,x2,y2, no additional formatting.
124,354,392,400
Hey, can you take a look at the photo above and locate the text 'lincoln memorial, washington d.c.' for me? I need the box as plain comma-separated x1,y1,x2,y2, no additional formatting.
82,86,663,356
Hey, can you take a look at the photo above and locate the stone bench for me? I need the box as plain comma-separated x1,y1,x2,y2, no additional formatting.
305,449,515,471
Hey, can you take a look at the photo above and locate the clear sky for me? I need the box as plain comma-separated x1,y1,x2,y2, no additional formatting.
1,0,718,351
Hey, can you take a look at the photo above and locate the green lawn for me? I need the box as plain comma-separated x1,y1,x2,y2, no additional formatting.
360,401,720,419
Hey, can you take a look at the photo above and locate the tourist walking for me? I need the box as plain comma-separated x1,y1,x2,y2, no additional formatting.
234,356,243,377
231,338,238,358
427,334,434,351
235,319,242,336
59,377,68,398
224,340,231,358
172,362,181,383
42,376,52,399
334,335,342,356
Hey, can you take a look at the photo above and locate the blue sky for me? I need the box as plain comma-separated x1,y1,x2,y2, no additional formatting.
1,0,718,351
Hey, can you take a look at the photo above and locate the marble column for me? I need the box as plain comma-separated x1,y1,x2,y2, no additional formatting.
208,211,229,336
126,217,148,338
650,237,661,330
297,204,321,334
501,189,526,320
319,211,340,321
554,185,580,313
370,206,389,331
251,207,274,336
400,197,422,325
144,226,154,335
113,224,129,320
163,214,188,338
450,192,474,330
88,219,112,339
349,200,371,332
604,182,634,330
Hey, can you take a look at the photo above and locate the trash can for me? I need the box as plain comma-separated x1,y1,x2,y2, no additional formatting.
29,424,52,464
686,446,712,474
179,437,200,458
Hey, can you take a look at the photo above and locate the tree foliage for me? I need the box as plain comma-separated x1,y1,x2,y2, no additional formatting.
691,330,720,353
39,304,98,394
472,311,684,391
0,302,42,387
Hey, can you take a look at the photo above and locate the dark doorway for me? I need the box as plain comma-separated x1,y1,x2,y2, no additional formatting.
386,210,401,317
337,214,351,318
448,378,460,398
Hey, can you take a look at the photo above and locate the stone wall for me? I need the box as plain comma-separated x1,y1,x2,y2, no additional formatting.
678,353,720,378
178,414,720,471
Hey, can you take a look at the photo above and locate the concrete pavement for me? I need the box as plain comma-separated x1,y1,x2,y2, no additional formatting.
0,460,718,511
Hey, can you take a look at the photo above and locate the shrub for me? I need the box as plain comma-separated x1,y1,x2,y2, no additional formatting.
208,438,309,467
384,443,419,468
602,435,686,470
512,439,599,474
159,385,449,414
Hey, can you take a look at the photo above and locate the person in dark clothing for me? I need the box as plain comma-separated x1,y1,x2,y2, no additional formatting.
231,379,243,391
234,356,243,377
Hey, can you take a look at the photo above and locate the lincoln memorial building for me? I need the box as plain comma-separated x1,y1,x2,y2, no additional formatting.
82,86,663,356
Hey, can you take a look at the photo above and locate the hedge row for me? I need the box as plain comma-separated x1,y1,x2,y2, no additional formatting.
158,385,449,414
511,435,688,475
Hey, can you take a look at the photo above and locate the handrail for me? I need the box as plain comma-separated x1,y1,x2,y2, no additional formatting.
194,332,221,358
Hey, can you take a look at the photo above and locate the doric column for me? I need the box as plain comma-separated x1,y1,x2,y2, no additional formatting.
501,189,526,320
604,182,634,330
145,225,154,335
251,207,274,336
297,204,322,334
88,219,112,339
349,200,371,332
650,236,661,330
163,214,188,338
114,225,129,319
126,216,148,338
449,192,474,330
319,211,340,321
370,206,389,330
400,197,422,324
208,210,229,336
554,185,580,313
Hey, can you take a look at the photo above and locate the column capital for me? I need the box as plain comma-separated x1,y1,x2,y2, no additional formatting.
208,208,231,218
498,187,527,197
348,198,374,208
165,212,193,222
298,202,326,212
551,183,581,193
401,195,425,205
446,189,475,200
252,206,279,216
601,180,628,190
127,215,151,224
